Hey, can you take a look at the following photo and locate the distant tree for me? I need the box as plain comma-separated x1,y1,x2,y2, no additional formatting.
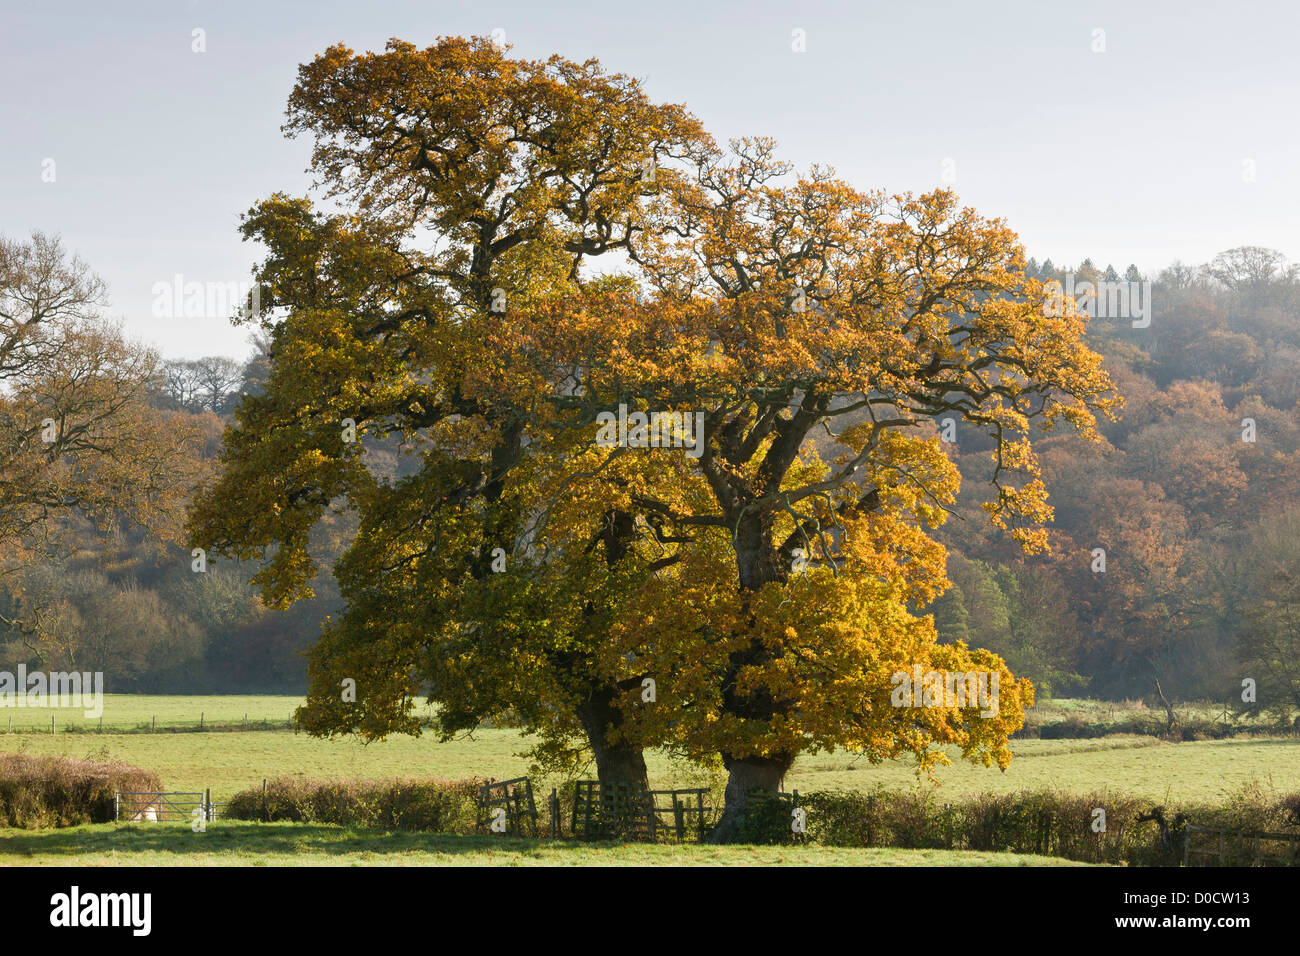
1,567,204,689
1206,246,1285,295
160,360,201,409
1157,261,1197,291
0,233,202,610
239,331,273,399
930,580,972,644
1236,509,1300,720
189,356,244,414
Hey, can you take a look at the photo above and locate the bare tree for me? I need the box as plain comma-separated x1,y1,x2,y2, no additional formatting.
160,359,201,409
189,356,244,413
1206,246,1288,295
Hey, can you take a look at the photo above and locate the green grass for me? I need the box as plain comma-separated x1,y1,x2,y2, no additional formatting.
0,821,1095,866
4,721,1298,805
6,692,1277,735
0,693,298,732
4,693,1293,866
0,693,413,732
788,735,1300,802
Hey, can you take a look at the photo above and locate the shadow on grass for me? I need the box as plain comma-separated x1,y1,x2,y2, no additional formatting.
0,822,633,860
0,823,1102,866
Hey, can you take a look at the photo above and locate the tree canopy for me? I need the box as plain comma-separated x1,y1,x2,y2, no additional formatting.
191,35,1120,838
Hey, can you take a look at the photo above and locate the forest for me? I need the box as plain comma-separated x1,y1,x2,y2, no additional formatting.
3,242,1296,716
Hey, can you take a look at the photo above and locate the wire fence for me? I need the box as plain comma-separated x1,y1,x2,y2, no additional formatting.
6,713,305,735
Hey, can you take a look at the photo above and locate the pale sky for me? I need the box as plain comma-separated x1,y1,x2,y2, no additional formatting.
3,0,1297,360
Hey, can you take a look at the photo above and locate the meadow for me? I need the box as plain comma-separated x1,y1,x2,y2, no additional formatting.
0,693,434,732
2,694,1296,866
2,695,1297,804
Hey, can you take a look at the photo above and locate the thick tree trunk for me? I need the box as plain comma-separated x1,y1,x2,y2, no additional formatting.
705,512,796,842
734,513,784,591
708,753,794,843
576,693,649,789
570,508,651,790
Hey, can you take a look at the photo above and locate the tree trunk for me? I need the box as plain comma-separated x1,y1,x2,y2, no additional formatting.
708,753,794,843
705,511,795,842
1152,677,1178,736
576,693,648,789
734,512,784,591
570,509,651,790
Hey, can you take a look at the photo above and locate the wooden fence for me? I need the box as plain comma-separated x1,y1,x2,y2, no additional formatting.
1183,824,1300,866
476,777,539,836
569,781,712,840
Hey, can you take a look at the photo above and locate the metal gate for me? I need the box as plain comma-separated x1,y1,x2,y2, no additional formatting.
115,791,208,823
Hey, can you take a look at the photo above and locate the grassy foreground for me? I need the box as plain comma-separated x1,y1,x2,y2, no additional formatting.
0,821,1095,866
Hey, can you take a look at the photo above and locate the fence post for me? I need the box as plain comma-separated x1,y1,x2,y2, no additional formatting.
152,715,155,733
99,715,103,733
262,778,268,822
205,787,212,822
114,793,119,822
51,715,55,734
200,712,204,730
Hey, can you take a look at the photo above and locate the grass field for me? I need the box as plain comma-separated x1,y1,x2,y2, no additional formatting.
4,693,1273,734
0,693,437,732
2,694,1296,866
0,822,1094,866
3,695,1298,804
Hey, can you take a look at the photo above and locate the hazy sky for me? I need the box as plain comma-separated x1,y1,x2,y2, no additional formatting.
3,0,1297,360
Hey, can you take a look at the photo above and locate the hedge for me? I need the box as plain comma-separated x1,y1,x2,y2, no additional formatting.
0,753,161,828
225,776,481,832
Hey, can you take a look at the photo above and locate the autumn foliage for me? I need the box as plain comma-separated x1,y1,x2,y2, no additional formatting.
190,36,1119,838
